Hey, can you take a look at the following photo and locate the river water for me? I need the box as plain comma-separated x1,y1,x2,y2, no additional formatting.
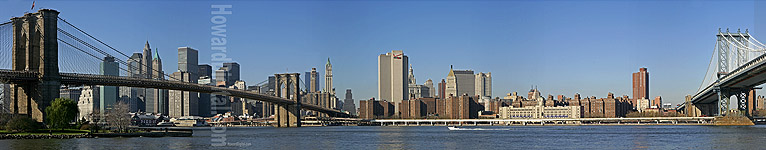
2,125,766,149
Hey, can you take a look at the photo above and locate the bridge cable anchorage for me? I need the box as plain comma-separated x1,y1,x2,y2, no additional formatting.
57,17,182,81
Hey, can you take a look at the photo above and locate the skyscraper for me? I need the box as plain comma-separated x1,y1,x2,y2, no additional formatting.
446,66,475,97
378,50,409,111
100,56,119,113
310,68,320,92
169,47,199,117
215,62,240,87
199,64,213,79
325,58,334,94
343,89,356,115
475,72,492,98
425,79,434,98
632,68,649,108
150,49,168,114
438,79,446,99
407,65,429,99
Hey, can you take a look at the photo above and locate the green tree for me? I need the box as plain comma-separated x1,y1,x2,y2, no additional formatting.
5,115,39,132
45,98,79,130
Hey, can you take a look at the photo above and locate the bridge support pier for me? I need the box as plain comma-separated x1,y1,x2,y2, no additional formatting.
274,73,301,127
9,9,61,122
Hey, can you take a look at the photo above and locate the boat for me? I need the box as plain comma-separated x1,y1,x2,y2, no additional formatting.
447,126,460,130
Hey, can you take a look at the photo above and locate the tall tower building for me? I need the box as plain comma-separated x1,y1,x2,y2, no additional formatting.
142,41,153,79
150,49,168,114
198,64,212,79
475,72,492,98
215,63,240,87
632,68,649,108
310,68,319,92
100,56,119,113
378,50,409,109
438,79,446,99
325,58,334,94
169,47,199,117
342,89,356,115
446,66,475,97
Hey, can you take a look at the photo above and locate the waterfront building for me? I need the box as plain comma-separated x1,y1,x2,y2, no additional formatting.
636,98,650,112
632,68,649,108
77,86,99,120
444,95,482,119
499,105,581,119
358,98,396,119
100,56,119,113
445,66,475,97
378,50,409,111
325,58,334,94
342,89,357,115
475,72,492,98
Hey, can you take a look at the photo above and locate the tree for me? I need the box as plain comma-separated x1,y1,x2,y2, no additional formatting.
45,98,79,130
106,101,130,133
5,115,39,132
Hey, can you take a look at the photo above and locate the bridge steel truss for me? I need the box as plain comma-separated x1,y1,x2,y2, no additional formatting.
712,29,757,117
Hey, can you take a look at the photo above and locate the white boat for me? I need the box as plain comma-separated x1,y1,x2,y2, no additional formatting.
448,126,460,130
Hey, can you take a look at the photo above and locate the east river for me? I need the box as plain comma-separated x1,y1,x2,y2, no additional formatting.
2,125,766,149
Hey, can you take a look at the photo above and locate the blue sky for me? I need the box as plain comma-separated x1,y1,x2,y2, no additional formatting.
1,0,763,105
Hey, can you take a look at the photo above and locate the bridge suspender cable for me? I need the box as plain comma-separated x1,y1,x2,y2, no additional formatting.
698,42,717,93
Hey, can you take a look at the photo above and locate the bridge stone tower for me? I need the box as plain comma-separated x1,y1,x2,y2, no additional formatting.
9,9,61,122
274,73,301,127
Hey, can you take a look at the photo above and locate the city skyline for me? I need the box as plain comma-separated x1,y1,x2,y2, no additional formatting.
1,1,764,106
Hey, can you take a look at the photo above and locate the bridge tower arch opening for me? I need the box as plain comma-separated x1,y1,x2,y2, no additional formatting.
274,73,301,127
9,9,61,122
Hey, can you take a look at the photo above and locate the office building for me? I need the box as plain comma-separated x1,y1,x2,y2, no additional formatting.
438,79,446,99
60,87,82,101
446,66,475,97
475,72,492,98
425,79,434,98
199,64,213,79
358,98,396,119
632,67,649,108
378,50,409,110
149,49,167,114
407,65,430,99
77,86,99,121
100,56,119,113
325,58,334,94
653,96,662,108
215,62,240,87
342,89,357,115
169,47,199,118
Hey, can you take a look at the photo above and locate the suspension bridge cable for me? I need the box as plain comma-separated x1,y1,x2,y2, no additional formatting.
746,33,766,50
57,38,131,73
57,17,182,81
698,42,717,93
725,32,765,51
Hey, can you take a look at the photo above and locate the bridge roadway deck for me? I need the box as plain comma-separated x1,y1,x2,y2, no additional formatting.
0,69,350,117
692,52,766,105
